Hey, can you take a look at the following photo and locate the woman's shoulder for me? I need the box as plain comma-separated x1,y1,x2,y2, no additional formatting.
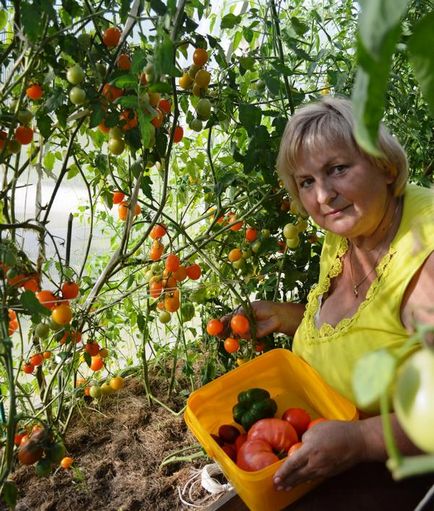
404,183,434,212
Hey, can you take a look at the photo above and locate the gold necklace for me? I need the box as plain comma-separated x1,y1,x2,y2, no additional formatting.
348,197,402,298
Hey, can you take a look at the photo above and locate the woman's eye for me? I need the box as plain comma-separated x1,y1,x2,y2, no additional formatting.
332,165,346,174
299,178,313,189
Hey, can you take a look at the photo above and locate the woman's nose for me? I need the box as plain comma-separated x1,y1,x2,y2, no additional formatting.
316,181,336,204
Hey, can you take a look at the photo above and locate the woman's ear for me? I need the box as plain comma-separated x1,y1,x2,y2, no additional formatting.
384,165,397,184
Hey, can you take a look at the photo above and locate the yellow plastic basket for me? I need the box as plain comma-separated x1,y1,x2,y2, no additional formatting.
184,348,358,511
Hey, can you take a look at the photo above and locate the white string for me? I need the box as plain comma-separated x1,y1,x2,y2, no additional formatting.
177,463,233,508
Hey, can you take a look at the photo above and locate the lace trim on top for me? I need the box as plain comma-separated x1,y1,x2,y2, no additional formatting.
305,237,396,341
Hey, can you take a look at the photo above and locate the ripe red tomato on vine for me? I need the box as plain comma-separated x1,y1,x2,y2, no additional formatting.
173,125,184,143
15,126,33,145
26,83,43,100
150,224,167,240
230,314,250,336
206,319,224,336
103,26,121,48
61,281,79,299
186,263,201,280
224,337,240,353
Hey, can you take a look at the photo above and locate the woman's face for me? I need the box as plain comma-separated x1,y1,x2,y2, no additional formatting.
293,142,395,241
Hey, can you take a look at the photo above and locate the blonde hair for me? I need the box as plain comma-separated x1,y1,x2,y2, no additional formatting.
276,97,408,216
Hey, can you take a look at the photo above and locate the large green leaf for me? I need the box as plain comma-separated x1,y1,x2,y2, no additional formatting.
352,0,408,155
20,291,51,317
408,11,434,117
21,1,42,41
239,104,262,133
358,0,410,61
352,349,396,409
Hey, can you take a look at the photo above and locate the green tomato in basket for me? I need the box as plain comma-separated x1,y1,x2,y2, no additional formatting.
393,348,434,453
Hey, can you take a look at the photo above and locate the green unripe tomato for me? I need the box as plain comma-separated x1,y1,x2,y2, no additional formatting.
158,311,171,324
89,385,102,399
35,323,50,339
283,223,298,239
261,229,271,239
285,236,300,249
17,109,33,125
196,98,211,121
100,382,114,395
232,258,245,270
7,139,21,154
181,302,195,322
67,64,85,85
242,249,251,260
296,218,308,232
152,262,163,274
108,138,125,155
189,118,203,132
251,240,262,254
109,126,123,140
394,349,434,453
69,86,86,105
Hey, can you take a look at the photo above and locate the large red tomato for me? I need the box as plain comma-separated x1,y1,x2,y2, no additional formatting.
237,439,279,471
248,418,298,452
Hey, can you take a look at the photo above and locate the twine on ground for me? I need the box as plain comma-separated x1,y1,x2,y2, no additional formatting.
177,463,233,508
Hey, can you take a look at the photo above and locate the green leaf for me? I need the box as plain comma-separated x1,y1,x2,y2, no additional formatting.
67,164,79,179
154,34,181,77
352,0,404,156
131,49,147,74
138,110,152,148
89,104,105,129
408,12,434,117
358,0,410,60
149,0,166,15
116,95,139,109
352,349,396,408
141,175,153,200
0,10,8,31
36,114,53,139
290,17,309,36
21,2,42,41
2,480,17,510
239,103,262,133
43,152,55,172
148,82,172,94
112,75,137,89
221,13,242,30
20,291,50,317
232,31,242,52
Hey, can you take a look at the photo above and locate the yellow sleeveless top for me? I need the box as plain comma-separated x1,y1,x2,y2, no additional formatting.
292,184,434,413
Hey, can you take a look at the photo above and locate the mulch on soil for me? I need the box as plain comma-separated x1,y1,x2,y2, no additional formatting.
4,376,220,511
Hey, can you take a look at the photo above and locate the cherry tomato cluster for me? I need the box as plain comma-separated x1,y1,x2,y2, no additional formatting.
142,224,202,324
206,313,252,354
15,425,72,477
178,46,213,133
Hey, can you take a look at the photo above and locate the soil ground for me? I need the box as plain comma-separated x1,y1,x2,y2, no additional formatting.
3,374,225,511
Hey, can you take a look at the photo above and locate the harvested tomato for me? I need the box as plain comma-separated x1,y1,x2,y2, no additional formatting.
218,424,241,444
281,407,311,437
248,418,298,452
235,433,248,453
236,439,279,471
288,441,303,456
222,443,237,462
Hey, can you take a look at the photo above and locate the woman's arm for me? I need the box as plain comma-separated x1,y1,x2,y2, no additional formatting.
273,414,423,491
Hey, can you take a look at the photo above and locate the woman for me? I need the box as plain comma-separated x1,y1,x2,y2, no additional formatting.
239,97,434,505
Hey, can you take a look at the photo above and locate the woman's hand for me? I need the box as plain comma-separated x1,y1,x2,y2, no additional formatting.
273,420,366,491
219,300,305,339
